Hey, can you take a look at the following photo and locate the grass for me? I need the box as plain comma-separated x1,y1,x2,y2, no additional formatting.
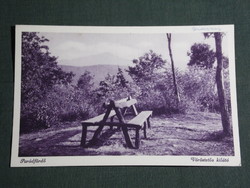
19,112,234,156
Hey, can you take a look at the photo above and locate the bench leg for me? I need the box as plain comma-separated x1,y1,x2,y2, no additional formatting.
121,126,134,148
81,125,87,147
143,122,147,139
135,128,141,149
147,118,151,128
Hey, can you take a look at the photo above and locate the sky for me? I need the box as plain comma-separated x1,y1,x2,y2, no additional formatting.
40,32,229,70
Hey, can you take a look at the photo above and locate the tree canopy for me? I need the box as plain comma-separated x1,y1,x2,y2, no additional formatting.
21,32,74,103
97,68,131,100
77,71,94,90
187,43,216,69
116,67,129,88
21,32,74,131
127,50,166,82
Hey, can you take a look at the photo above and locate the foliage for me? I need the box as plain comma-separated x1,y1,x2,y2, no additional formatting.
116,67,129,88
47,84,98,123
21,33,74,101
187,43,216,69
222,56,229,69
186,42,230,112
127,50,166,82
127,51,176,114
77,71,94,95
20,33,232,133
135,74,177,114
21,32,74,132
97,68,140,102
179,66,219,112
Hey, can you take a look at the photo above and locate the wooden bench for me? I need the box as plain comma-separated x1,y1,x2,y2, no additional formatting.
81,110,116,126
127,111,152,148
81,97,152,149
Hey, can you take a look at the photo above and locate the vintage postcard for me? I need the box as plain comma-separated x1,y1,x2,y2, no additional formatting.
11,25,241,167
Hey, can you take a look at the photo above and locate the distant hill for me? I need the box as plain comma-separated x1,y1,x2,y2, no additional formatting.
60,52,132,67
60,64,132,86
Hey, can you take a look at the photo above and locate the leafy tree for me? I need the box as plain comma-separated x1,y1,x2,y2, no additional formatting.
21,32,74,131
97,73,116,99
187,43,216,69
180,66,219,112
116,67,128,88
127,50,174,113
222,56,229,69
97,68,140,102
22,33,73,101
204,32,231,136
127,50,166,82
77,71,94,92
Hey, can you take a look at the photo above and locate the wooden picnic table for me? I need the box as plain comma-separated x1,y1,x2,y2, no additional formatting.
81,97,152,149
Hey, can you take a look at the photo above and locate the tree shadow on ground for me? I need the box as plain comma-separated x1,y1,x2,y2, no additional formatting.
188,131,231,142
19,129,81,156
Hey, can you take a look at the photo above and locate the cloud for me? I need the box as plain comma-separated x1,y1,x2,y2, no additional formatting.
48,33,229,69
57,41,87,51
136,41,153,48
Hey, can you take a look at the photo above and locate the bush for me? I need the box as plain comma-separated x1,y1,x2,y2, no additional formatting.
97,68,141,103
20,83,101,132
20,32,74,132
178,66,219,112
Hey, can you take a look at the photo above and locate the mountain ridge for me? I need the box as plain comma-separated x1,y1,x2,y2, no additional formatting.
59,52,132,67
59,64,132,86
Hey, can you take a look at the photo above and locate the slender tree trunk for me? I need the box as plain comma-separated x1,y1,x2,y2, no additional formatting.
166,33,180,107
214,32,230,135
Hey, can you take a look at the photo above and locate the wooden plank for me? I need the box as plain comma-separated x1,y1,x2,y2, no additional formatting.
121,126,134,148
114,98,137,108
81,122,140,129
128,111,152,126
114,98,128,104
101,104,113,122
112,101,134,148
132,104,138,115
81,110,116,124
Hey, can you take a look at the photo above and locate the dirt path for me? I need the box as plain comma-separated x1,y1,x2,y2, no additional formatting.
19,112,234,156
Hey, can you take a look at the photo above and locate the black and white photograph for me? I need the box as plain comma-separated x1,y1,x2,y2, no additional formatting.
11,25,241,167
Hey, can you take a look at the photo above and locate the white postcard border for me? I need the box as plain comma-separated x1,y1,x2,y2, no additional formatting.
11,25,241,167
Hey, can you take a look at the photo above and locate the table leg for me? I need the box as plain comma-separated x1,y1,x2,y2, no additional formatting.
147,118,151,128
143,122,147,139
135,128,141,149
81,124,87,147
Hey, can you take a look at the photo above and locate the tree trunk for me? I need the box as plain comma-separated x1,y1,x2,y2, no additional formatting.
166,33,180,107
214,33,230,135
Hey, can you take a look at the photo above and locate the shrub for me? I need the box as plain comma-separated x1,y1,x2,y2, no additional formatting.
20,32,74,132
97,68,141,103
179,66,219,112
